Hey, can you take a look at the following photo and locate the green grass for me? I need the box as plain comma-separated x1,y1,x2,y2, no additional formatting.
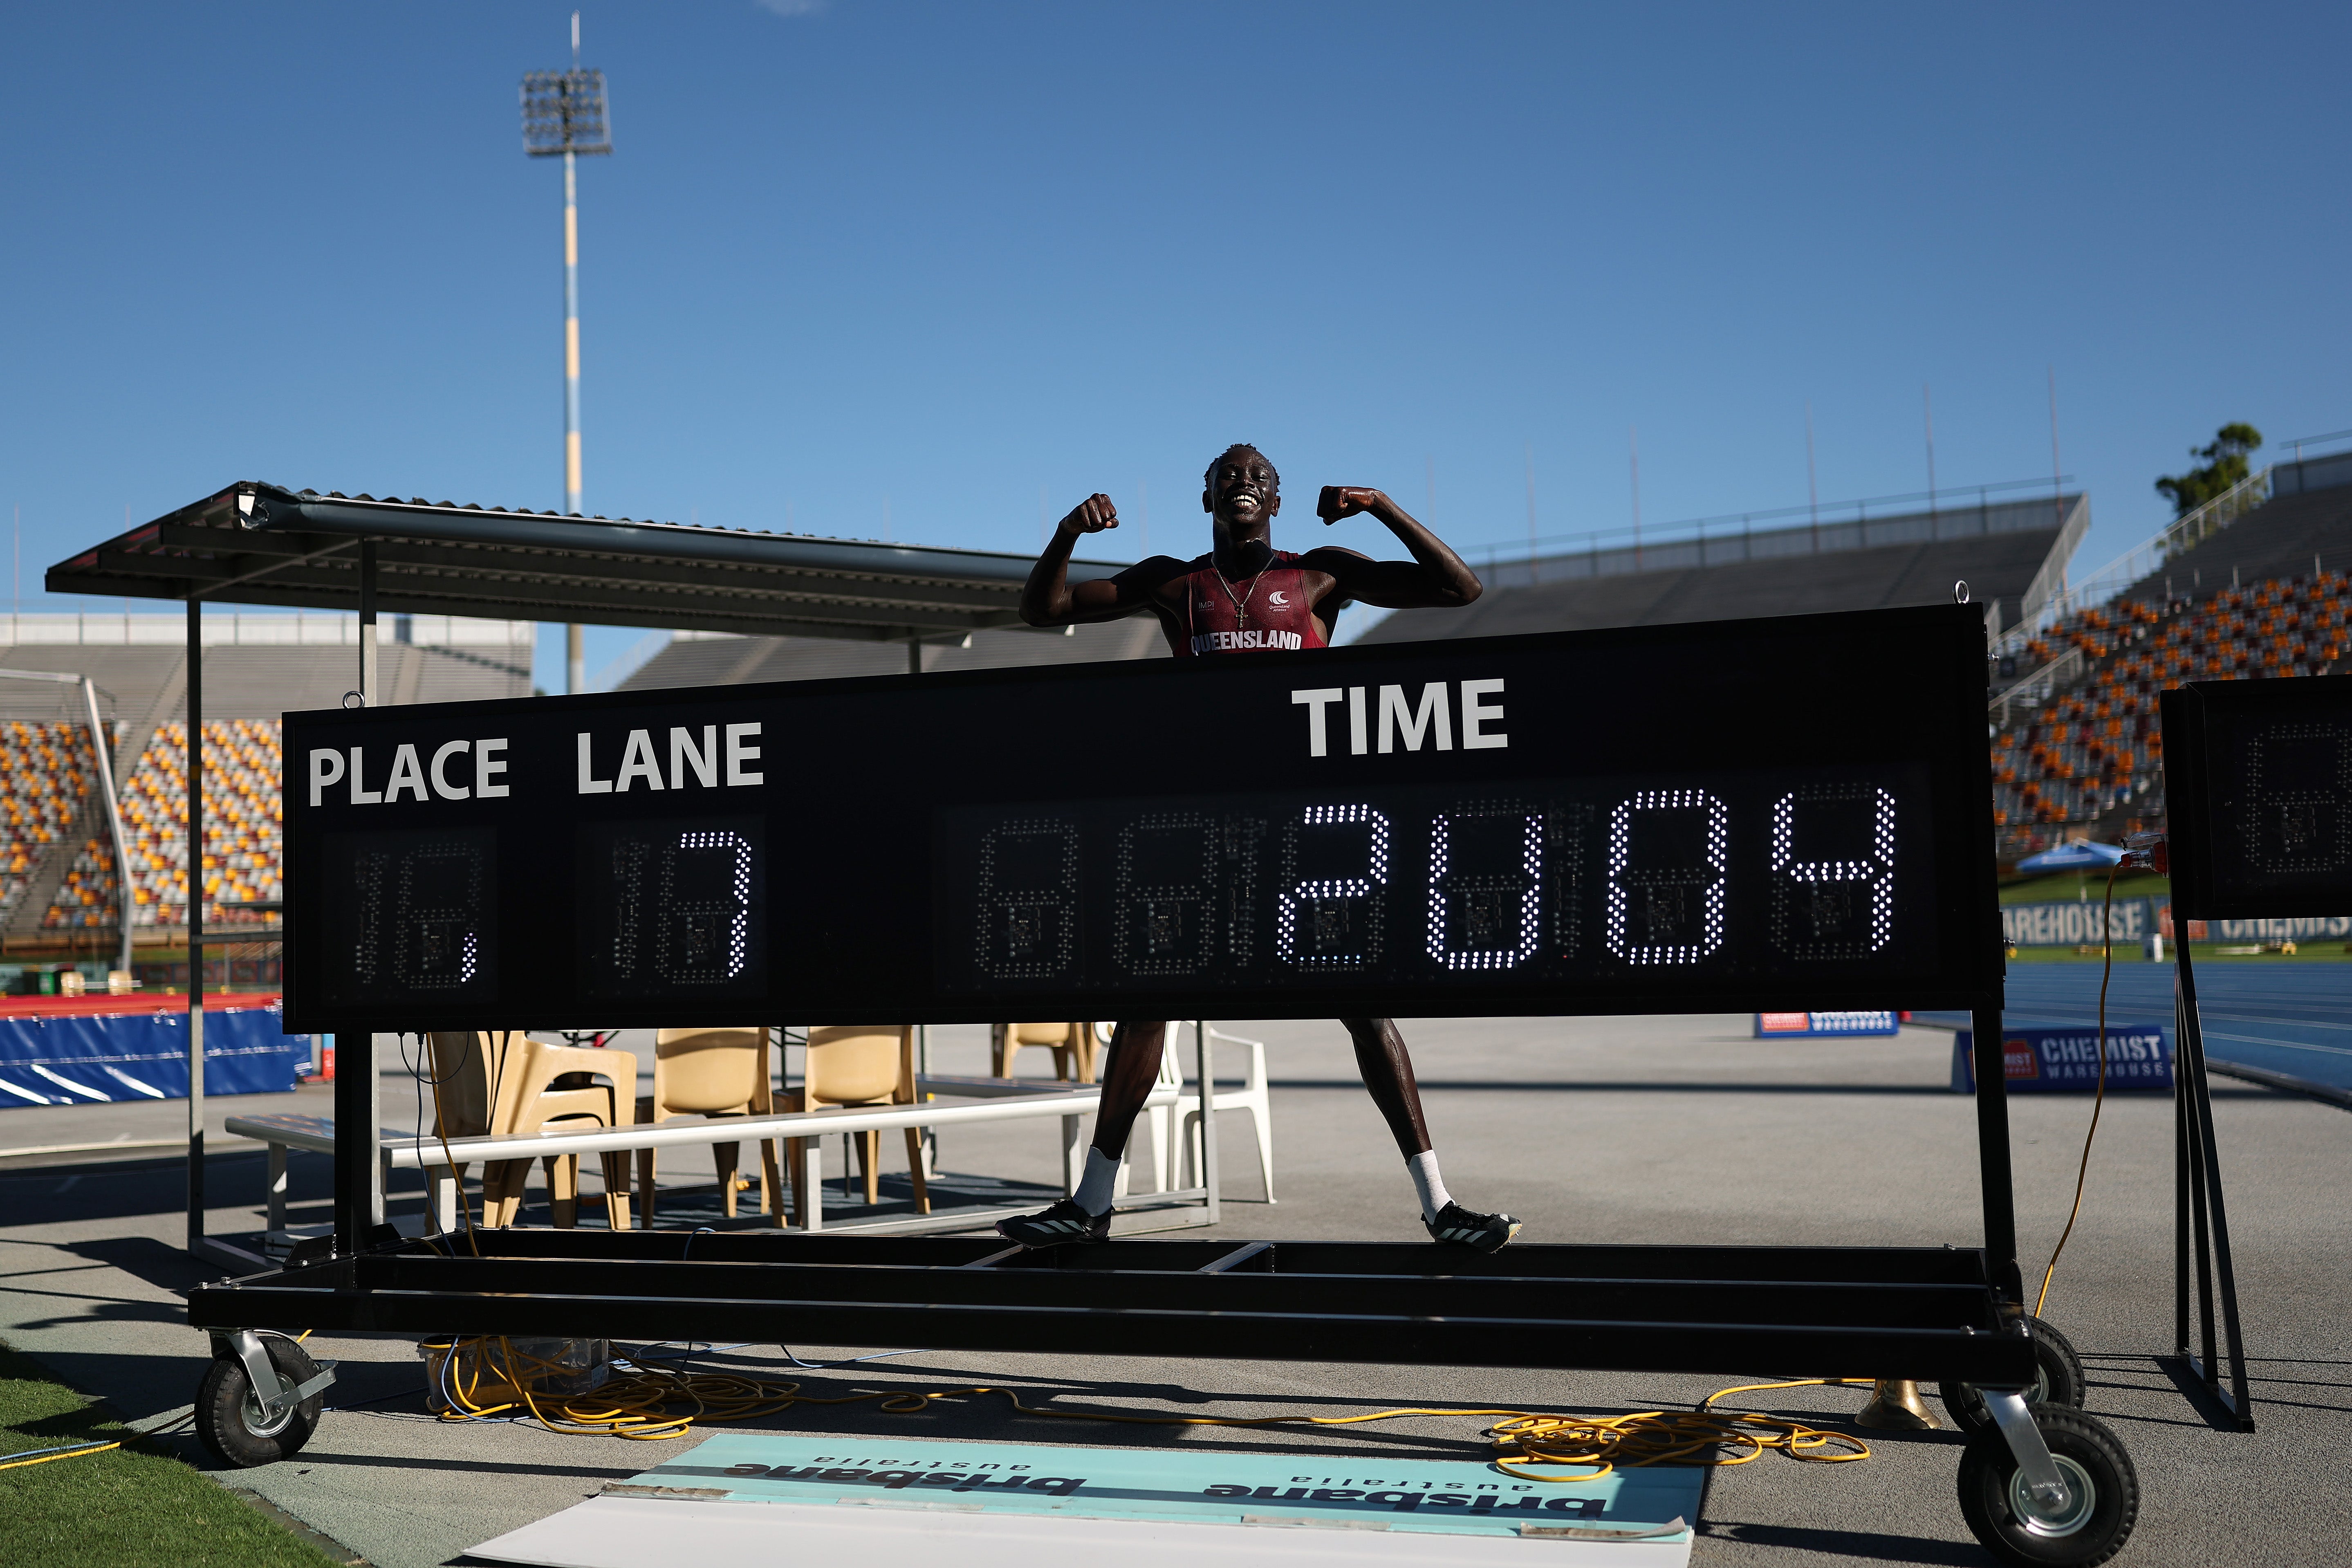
0,1339,341,1568
1998,870,2173,904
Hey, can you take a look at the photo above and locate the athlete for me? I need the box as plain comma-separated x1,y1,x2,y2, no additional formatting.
996,443,1520,1252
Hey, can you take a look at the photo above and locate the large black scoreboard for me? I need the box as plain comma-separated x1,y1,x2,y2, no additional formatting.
2163,675,2352,919
282,605,2002,1032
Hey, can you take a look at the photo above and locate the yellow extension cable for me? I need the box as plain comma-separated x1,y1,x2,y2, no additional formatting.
423,1335,1872,1481
0,1438,127,1473
2034,860,2118,1318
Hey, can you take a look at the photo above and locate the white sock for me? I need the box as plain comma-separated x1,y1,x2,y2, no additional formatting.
1073,1148,1122,1216
1408,1150,1453,1223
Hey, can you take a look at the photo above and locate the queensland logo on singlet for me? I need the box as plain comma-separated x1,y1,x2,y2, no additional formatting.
1192,628,1305,655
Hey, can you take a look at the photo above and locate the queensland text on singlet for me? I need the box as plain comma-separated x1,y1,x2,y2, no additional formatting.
1168,550,1330,659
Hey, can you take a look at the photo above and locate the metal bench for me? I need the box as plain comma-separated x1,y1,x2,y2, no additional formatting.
226,1073,1198,1241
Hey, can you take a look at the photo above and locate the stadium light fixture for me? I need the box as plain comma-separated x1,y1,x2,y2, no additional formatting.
521,11,612,696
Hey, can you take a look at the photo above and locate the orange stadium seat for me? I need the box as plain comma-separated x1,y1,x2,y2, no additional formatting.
37,718,285,929
1993,569,2349,859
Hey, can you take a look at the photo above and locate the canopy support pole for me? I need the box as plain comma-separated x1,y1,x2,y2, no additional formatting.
179,601,265,1271
335,542,384,1253
185,595,204,1254
357,540,377,704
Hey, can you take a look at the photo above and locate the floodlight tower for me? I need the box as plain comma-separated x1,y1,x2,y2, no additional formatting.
521,12,611,695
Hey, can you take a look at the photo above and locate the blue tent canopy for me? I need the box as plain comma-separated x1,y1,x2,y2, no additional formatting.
2016,839,2126,873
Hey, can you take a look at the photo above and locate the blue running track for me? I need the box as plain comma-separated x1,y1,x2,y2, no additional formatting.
1917,962,2352,1092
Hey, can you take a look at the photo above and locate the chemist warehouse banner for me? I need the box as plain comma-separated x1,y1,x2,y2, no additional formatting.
1952,1025,2173,1094
2002,899,2154,947
2006,901,2352,947
2195,915,2352,942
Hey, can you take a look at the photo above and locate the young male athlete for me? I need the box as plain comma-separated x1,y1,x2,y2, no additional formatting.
996,443,1520,1252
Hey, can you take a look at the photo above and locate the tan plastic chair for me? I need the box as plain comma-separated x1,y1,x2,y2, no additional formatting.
424,1032,638,1230
993,1021,1098,1082
782,1025,930,1225
635,1026,783,1225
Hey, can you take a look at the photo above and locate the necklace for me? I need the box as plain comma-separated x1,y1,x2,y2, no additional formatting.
1210,554,1273,629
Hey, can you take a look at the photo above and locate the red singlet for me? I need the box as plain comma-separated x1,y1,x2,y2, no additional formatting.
1170,550,1329,659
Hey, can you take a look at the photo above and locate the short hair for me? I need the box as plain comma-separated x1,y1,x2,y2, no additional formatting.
1204,444,1279,495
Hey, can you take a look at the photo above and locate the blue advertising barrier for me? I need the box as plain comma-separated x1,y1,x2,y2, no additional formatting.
1754,1010,1901,1036
0,998,306,1107
1952,1024,2173,1093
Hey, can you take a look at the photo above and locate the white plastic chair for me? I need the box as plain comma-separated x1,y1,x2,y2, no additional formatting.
1128,1023,1274,1203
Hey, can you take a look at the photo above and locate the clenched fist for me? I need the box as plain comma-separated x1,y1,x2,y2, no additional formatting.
1316,486,1386,524
1057,494,1120,537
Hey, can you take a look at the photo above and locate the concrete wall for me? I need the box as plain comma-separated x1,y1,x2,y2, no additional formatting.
2274,452,2352,497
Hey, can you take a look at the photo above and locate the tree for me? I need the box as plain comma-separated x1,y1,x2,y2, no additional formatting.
2156,423,2262,516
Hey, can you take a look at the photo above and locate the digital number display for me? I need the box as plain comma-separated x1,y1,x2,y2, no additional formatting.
2164,677,2352,917
319,827,498,1007
282,606,2000,1030
935,770,1929,998
578,817,767,1000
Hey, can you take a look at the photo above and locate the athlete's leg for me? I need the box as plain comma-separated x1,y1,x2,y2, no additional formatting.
1085,1020,1167,1162
1342,1016,1433,1157
998,1021,1163,1246
1342,1016,1520,1252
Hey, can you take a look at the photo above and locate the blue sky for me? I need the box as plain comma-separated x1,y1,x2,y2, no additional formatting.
2,2,2344,687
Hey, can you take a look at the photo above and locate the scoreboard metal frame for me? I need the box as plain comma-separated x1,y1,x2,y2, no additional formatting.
191,601,2085,1538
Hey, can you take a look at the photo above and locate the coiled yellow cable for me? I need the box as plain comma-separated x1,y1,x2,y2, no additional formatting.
423,1337,1872,1480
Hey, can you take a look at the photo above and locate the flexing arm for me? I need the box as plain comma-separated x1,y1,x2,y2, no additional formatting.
1020,494,1163,626
1301,488,1484,609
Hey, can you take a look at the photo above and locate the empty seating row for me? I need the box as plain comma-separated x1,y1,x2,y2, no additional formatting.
1993,570,2350,855
44,719,283,929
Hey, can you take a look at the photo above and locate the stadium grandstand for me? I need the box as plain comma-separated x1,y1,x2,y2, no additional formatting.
0,720,104,930
0,612,529,966
1984,449,2352,859
1357,485,2086,645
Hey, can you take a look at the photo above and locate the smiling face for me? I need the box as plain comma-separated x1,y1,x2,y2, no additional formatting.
1201,444,1282,548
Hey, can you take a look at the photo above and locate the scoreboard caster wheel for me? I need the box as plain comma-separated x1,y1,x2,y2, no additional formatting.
1942,1314,2086,1434
195,1332,330,1469
1957,1405,2137,1566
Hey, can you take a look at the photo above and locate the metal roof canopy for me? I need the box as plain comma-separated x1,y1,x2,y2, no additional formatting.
42,479,1127,1278
46,481,1130,644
